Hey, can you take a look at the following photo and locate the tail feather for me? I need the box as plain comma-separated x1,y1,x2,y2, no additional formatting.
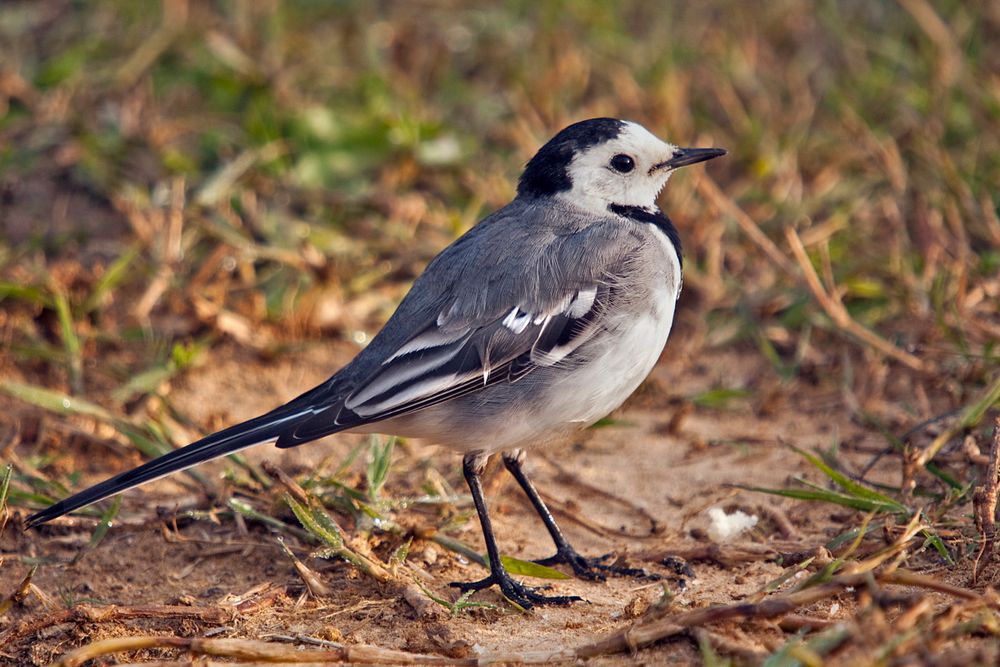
24,401,335,529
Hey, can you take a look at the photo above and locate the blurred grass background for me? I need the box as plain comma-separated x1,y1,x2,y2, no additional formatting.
0,0,998,470
2,2,1000,661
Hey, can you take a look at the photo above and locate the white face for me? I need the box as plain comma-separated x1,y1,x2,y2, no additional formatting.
560,121,679,214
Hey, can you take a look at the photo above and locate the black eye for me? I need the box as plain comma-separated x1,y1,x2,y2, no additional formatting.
609,154,635,173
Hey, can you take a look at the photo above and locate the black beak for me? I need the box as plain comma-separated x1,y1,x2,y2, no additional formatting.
652,147,727,173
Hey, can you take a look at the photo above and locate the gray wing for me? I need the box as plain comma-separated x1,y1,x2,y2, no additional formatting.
341,282,608,418
276,201,642,445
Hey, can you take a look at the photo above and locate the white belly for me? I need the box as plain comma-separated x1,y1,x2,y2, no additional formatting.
536,283,677,428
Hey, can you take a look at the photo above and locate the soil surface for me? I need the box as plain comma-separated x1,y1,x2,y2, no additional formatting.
3,338,909,665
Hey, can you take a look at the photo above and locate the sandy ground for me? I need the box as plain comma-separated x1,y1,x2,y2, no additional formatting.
1,342,917,665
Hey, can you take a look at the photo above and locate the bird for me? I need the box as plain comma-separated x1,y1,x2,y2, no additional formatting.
26,118,725,609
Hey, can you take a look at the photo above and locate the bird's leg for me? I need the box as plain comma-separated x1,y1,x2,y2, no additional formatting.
449,451,581,609
502,449,656,581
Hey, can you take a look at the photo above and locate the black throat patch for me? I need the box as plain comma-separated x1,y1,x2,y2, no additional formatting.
608,203,683,269
517,118,624,198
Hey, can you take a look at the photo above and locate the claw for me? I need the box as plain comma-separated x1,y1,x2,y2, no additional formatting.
450,572,582,609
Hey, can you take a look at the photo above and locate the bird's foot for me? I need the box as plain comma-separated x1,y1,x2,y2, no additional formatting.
450,571,582,610
661,555,695,589
537,547,684,582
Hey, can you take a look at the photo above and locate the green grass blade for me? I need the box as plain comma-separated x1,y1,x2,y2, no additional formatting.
690,387,753,409
284,494,344,549
0,463,12,523
764,624,852,667
83,245,141,314
0,282,52,306
5,487,66,510
956,374,1000,430
857,412,964,489
328,440,366,482
824,523,880,551
365,437,394,500
588,417,633,429
789,444,908,512
429,534,487,566
52,289,84,394
737,483,905,513
430,536,567,578
920,529,954,564
763,556,815,592
112,365,178,403
498,555,571,580
0,380,117,421
228,497,313,541
414,581,498,615
115,422,172,460
84,495,122,553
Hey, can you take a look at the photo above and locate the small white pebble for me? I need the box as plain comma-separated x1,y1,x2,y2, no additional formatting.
421,546,437,566
829,602,841,615
706,507,759,542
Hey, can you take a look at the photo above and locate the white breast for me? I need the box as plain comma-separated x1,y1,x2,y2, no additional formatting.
535,224,681,426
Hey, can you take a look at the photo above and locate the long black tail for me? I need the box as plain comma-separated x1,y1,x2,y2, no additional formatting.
24,396,341,529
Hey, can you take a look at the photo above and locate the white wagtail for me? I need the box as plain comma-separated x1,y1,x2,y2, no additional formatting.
26,118,725,608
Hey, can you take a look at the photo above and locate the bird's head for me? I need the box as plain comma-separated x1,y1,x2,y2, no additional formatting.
517,118,725,214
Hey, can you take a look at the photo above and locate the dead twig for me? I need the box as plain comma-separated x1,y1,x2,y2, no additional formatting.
535,489,645,540
218,582,288,614
887,570,989,603
636,540,811,568
572,573,868,659
972,418,1000,583
564,567,995,661
754,503,800,539
3,583,284,647
540,452,663,536
47,636,478,667
777,614,840,631
897,0,964,88
912,375,1000,469
697,176,798,276
563,523,950,660
784,226,925,372
261,460,310,505
112,1,187,90
1,604,229,647
0,565,37,616
277,537,333,597
690,627,767,662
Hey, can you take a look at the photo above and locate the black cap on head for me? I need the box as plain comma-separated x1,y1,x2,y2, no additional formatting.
517,118,625,198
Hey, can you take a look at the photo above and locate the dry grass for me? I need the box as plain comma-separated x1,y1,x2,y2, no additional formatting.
1,0,999,664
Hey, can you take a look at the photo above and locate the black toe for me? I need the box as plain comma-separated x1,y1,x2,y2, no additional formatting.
450,572,582,609
536,546,665,581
